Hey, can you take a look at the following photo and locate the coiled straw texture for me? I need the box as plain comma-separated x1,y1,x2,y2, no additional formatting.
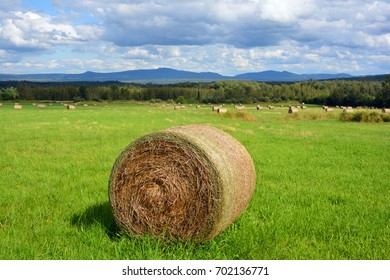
108,124,256,242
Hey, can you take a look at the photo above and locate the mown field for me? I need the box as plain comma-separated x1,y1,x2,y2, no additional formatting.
0,101,389,260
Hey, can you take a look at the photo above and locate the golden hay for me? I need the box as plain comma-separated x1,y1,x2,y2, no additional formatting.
108,124,256,242
256,105,263,110
382,108,390,114
217,108,227,114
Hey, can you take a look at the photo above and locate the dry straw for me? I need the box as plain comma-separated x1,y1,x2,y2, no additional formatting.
217,107,227,114
108,124,256,242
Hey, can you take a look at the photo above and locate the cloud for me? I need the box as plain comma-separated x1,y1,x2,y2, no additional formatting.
258,0,315,23
0,0,21,10
1,0,389,75
0,11,88,52
55,0,316,48
48,0,390,52
120,47,159,59
52,0,390,56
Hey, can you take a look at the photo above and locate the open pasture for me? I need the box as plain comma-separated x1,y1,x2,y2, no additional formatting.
0,102,389,259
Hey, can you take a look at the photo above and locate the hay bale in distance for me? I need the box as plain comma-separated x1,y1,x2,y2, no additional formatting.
14,104,22,110
67,105,76,110
325,107,333,112
212,106,220,111
108,124,256,242
343,108,353,113
382,108,390,114
288,107,298,114
0,103,2,107
256,105,263,110
217,107,227,114
37,104,46,108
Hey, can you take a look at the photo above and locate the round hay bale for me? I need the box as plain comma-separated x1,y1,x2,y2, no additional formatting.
217,107,227,114
325,107,333,112
382,108,390,114
108,124,256,242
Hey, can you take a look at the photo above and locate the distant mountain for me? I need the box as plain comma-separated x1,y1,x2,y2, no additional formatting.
234,70,352,81
234,70,300,81
0,67,362,83
346,74,389,81
0,68,227,83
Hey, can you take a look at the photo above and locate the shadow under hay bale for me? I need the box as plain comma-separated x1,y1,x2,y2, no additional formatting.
70,202,118,239
108,124,256,242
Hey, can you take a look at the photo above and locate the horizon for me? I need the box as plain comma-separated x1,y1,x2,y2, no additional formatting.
1,67,386,77
1,1,389,76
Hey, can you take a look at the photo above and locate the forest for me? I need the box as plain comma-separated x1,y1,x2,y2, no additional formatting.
1,77,389,107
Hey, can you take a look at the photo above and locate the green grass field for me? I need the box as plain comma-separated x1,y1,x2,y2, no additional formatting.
0,101,389,260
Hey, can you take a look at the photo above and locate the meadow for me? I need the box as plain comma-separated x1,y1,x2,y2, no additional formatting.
0,101,389,260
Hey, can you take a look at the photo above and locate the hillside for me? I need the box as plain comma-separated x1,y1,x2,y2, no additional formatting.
1,67,387,83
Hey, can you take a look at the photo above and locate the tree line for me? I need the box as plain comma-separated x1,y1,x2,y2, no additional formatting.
1,77,389,107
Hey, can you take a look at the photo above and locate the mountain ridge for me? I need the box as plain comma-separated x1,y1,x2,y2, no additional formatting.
0,67,366,83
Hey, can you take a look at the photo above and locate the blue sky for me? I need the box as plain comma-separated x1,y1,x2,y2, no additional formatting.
0,0,389,75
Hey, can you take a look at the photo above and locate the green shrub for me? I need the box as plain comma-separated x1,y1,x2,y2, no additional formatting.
223,111,257,122
381,114,390,122
368,112,383,123
351,112,364,122
340,112,353,122
340,111,386,123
